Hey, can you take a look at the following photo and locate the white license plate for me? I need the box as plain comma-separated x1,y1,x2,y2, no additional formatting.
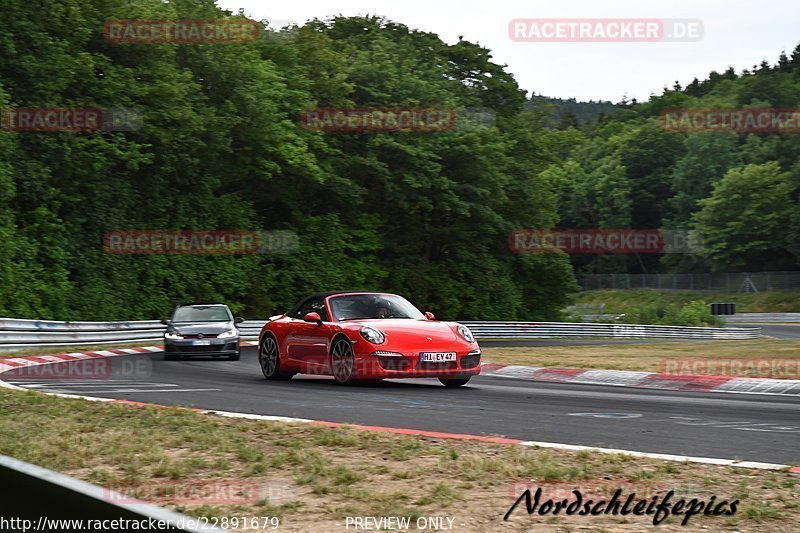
419,352,457,362
193,340,211,346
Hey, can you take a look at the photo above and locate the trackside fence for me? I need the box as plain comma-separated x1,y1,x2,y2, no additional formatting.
578,271,800,291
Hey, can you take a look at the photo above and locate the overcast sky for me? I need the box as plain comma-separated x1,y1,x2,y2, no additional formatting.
217,0,799,103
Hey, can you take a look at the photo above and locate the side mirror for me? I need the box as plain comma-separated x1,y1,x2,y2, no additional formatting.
160,319,170,325
234,317,245,324
424,311,435,320
303,312,323,326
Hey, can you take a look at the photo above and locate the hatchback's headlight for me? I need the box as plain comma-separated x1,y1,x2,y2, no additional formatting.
164,331,183,340
218,329,238,340
457,324,475,343
360,326,385,344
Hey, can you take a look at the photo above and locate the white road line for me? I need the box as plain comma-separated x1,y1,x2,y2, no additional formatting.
206,409,313,423
710,389,800,397
48,392,116,402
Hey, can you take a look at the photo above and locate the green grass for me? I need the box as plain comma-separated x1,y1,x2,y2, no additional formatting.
574,289,800,314
484,338,800,376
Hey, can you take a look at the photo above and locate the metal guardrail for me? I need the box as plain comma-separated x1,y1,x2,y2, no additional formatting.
725,313,800,323
578,271,800,291
461,322,760,340
0,318,266,353
0,454,226,531
580,314,625,322
0,318,164,331
0,317,760,352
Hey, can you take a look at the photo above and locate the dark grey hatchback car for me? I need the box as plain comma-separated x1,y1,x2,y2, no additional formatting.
162,304,244,360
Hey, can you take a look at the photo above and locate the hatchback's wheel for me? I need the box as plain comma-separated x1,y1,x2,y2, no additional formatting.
228,351,240,361
260,336,292,380
330,338,357,385
438,377,471,388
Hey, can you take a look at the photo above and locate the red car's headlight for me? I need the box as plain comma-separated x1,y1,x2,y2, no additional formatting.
457,324,475,343
360,326,385,344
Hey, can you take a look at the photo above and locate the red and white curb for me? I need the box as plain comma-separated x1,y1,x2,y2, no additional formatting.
0,342,259,374
0,345,164,374
480,363,800,396
1,346,798,474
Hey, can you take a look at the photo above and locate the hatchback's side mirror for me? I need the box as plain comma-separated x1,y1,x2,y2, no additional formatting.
303,312,323,326
234,317,245,324
160,319,170,325
424,311,435,320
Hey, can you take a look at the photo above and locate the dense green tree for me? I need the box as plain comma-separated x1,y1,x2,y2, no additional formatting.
0,5,578,320
667,132,740,229
693,162,795,271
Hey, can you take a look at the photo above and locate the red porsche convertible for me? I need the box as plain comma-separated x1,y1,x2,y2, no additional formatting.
257,291,481,386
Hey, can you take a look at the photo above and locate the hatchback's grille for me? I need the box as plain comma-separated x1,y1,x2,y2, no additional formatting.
166,344,217,353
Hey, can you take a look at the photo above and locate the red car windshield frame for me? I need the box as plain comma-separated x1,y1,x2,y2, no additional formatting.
326,293,424,322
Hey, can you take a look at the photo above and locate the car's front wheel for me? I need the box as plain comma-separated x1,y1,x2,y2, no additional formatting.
330,337,357,385
439,377,471,388
259,335,293,380
228,351,240,361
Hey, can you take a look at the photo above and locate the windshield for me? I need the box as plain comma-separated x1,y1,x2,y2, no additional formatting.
329,294,425,321
171,306,231,323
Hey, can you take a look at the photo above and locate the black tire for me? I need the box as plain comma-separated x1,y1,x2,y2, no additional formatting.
228,351,240,361
330,337,357,385
259,335,293,380
438,377,471,388
164,352,177,361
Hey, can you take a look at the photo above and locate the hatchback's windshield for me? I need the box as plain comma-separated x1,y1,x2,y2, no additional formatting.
329,294,425,321
172,306,230,323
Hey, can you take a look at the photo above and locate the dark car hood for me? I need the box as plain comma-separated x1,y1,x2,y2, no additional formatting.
170,322,234,335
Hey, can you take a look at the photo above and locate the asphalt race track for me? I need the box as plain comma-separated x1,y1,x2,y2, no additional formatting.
753,323,800,339
4,343,798,465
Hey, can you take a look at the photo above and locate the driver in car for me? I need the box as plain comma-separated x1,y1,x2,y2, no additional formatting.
374,297,392,318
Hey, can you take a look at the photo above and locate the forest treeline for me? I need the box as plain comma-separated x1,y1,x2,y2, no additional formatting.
0,0,797,320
